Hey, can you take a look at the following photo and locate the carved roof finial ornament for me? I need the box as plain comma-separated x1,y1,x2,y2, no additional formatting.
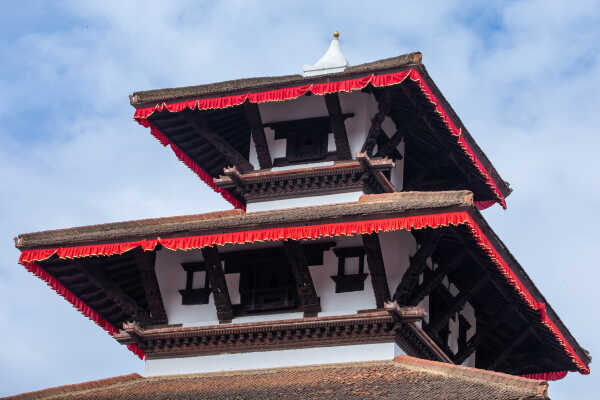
303,31,349,77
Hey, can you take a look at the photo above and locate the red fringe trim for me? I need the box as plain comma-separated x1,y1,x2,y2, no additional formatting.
20,260,146,360
18,212,588,374
133,69,506,209
520,371,568,381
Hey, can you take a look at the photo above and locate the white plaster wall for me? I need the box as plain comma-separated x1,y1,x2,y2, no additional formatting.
145,342,404,376
247,92,404,188
155,230,422,326
246,191,362,213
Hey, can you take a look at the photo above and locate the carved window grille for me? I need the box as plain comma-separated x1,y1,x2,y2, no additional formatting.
331,247,369,293
265,114,353,167
179,262,211,305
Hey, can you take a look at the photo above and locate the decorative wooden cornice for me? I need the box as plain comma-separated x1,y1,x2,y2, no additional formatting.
215,158,395,203
115,309,428,360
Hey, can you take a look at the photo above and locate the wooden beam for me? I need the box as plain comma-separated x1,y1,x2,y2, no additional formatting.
201,246,234,323
72,261,148,322
181,109,254,172
243,102,272,169
134,249,167,324
408,252,465,306
488,326,534,370
324,93,352,159
453,332,481,365
361,233,391,308
356,152,395,193
361,89,392,156
429,276,488,334
283,240,321,317
394,230,443,304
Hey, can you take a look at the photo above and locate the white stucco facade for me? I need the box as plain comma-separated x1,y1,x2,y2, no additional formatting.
145,342,405,376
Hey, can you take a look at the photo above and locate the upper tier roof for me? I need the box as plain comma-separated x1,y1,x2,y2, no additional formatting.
130,53,423,107
129,52,511,209
7,356,549,400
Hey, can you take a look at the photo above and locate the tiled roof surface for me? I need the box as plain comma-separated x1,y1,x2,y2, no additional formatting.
5,356,548,400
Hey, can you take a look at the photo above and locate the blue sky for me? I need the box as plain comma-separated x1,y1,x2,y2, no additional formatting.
1,1,599,398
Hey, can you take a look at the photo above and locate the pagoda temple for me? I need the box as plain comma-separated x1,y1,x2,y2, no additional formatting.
11,33,590,399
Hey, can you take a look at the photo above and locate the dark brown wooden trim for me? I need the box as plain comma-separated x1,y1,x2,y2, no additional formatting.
361,233,391,308
428,276,488,334
362,89,392,156
283,240,321,317
181,109,254,172
453,333,481,365
394,230,443,304
201,246,233,323
325,93,352,159
408,252,465,306
356,153,395,193
135,249,167,324
115,309,435,360
488,327,534,370
71,261,148,322
243,102,272,169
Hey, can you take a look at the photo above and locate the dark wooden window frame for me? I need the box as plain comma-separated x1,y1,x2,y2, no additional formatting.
179,262,212,305
331,247,369,293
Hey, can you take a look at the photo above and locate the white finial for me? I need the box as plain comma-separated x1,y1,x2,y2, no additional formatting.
303,31,348,77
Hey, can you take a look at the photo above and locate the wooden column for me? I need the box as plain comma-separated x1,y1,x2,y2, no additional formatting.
361,233,391,308
243,102,272,169
324,93,352,159
135,249,168,325
283,240,321,317
201,246,234,323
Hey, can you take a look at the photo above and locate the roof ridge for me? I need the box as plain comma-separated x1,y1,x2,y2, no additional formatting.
392,355,548,397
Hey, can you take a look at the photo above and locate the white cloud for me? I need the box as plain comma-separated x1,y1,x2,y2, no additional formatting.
1,1,598,397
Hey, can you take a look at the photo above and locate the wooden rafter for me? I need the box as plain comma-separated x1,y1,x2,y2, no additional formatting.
408,252,466,306
488,326,534,370
181,109,254,172
201,246,234,323
71,261,148,323
361,233,391,308
394,230,443,304
134,249,167,324
428,276,489,334
324,93,352,159
453,332,481,365
243,102,272,169
362,89,392,156
283,240,321,317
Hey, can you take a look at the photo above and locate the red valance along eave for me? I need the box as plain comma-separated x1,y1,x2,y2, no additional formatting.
132,69,506,211
18,211,587,377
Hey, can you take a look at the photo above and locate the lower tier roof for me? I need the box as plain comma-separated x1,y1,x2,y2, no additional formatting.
7,356,549,400
13,191,591,377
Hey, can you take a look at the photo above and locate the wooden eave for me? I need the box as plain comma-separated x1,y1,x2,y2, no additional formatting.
130,52,510,206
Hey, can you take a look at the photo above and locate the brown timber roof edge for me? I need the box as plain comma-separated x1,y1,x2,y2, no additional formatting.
130,53,423,106
4,356,548,400
15,190,474,249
